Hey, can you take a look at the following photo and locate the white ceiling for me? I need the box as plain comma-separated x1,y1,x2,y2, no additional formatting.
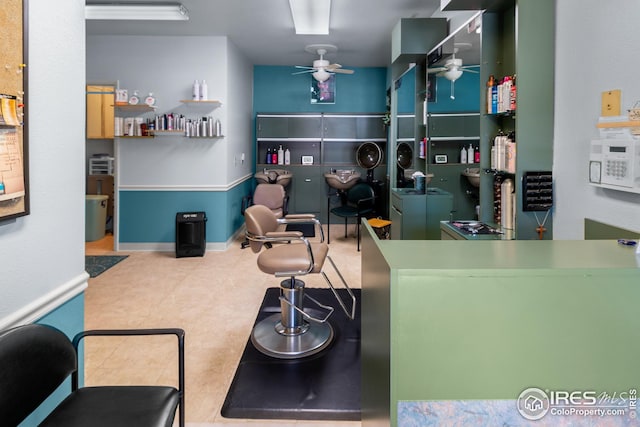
85,0,481,68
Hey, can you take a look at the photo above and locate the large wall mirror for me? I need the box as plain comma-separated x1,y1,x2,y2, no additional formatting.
425,12,483,220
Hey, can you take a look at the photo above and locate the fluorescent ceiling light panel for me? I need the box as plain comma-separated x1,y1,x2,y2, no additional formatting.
85,3,189,21
289,0,331,34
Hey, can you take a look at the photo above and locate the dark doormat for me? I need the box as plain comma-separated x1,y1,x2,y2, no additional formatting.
221,287,361,421
85,255,128,278
285,223,316,237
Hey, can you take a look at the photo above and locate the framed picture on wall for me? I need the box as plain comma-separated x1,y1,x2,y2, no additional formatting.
0,0,29,222
311,75,335,104
427,74,437,102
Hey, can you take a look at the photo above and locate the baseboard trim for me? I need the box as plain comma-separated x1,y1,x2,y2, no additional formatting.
0,272,89,330
118,228,245,253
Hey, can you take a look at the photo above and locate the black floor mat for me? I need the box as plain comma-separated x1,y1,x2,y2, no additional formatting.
221,288,361,421
285,223,316,237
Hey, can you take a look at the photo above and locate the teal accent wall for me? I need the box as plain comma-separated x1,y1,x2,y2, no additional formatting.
253,66,388,114
429,71,480,113
119,180,253,243
396,67,416,114
19,294,85,426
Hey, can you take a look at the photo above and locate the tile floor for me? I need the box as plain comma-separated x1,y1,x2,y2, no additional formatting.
84,225,363,427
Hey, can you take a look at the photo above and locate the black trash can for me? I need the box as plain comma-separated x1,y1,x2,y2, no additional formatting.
176,212,207,258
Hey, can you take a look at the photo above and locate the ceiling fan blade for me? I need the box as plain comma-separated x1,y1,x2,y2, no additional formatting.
428,67,446,74
332,68,354,74
292,69,315,75
326,63,343,71
295,65,315,70
462,68,480,74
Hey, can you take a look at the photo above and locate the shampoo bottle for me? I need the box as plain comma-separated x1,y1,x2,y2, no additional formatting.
284,148,290,165
474,146,480,163
271,148,277,164
460,146,467,164
266,147,272,164
192,80,200,101
467,144,474,164
277,145,284,165
200,80,208,101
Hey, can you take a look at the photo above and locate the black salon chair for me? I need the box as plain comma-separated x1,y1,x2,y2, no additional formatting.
0,324,184,427
244,204,356,359
328,182,376,251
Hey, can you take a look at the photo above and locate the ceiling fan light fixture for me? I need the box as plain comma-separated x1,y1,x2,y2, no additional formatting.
443,67,463,81
85,3,189,21
289,0,331,35
312,68,331,82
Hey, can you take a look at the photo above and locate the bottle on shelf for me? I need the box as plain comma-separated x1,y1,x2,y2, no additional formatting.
284,147,290,165
277,145,284,165
215,119,221,136
200,80,208,101
487,75,496,114
266,147,272,164
509,74,517,112
271,148,277,164
460,145,467,164
474,146,480,163
192,80,200,101
467,144,475,164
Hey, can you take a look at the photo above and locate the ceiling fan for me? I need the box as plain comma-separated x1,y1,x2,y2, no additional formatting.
293,44,354,82
427,49,479,99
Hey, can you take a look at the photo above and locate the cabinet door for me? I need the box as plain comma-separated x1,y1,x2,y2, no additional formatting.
323,115,356,139
288,115,322,139
291,166,322,214
356,115,386,140
86,85,114,139
429,114,479,137
256,116,288,138
397,115,415,140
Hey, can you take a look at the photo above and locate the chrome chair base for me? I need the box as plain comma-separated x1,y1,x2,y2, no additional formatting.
250,278,334,359
251,313,333,359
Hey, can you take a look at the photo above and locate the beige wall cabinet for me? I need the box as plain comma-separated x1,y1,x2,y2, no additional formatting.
86,85,115,139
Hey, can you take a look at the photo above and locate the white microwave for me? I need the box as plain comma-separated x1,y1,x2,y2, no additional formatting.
589,139,640,194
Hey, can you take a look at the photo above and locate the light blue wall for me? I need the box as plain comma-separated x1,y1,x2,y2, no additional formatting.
396,67,416,114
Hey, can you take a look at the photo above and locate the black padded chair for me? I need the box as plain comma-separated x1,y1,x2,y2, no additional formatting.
328,182,376,251
0,324,184,427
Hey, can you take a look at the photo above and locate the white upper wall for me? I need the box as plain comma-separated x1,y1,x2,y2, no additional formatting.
225,38,254,184
554,0,640,238
87,35,244,188
0,0,87,327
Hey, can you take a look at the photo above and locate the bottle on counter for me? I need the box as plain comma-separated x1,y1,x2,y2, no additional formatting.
266,147,272,164
467,144,475,164
284,147,290,165
277,145,284,165
460,145,467,164
474,146,480,163
271,147,277,164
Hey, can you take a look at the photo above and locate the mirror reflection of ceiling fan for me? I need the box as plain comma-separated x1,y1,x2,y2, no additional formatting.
293,44,355,82
427,46,479,99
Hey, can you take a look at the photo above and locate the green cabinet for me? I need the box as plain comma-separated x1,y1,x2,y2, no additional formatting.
288,166,323,215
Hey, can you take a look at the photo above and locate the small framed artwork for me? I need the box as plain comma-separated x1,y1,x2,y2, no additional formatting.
311,75,335,104
427,74,437,102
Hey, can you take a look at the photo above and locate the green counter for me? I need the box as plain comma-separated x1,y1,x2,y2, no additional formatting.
360,222,640,427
